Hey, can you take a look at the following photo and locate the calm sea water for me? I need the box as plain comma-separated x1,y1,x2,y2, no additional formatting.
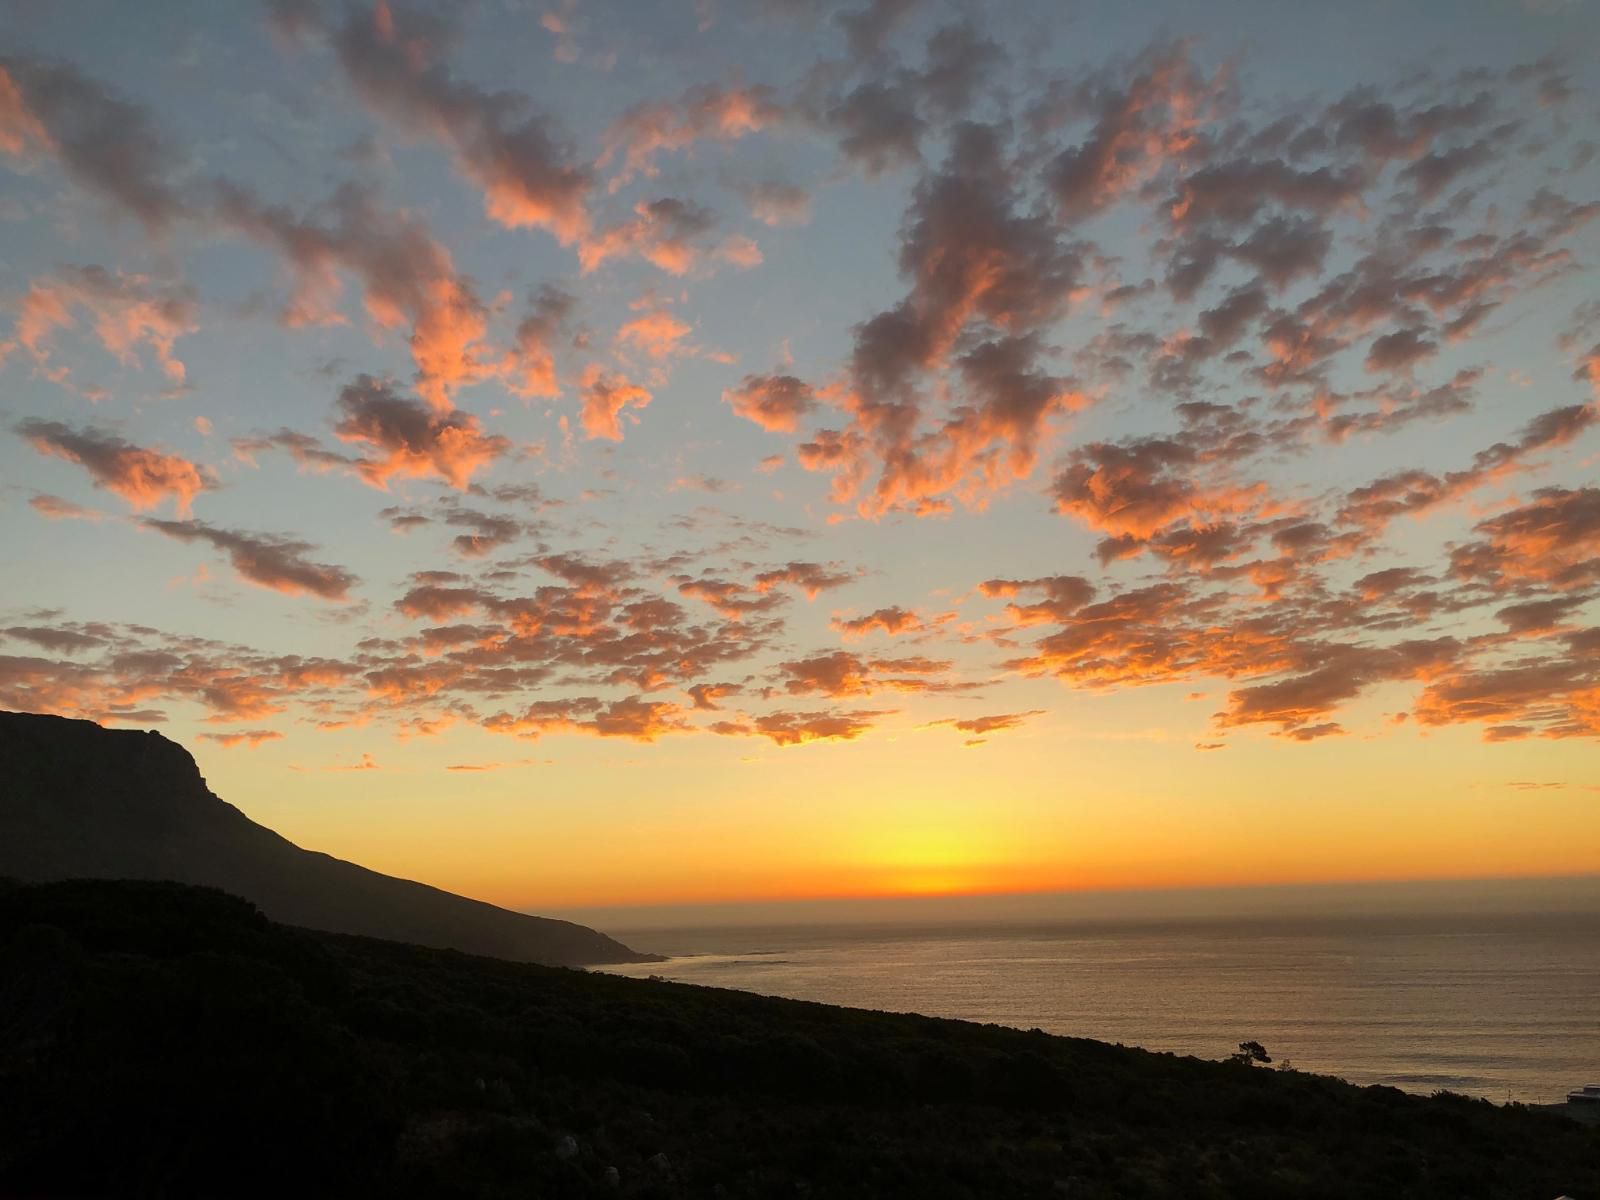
600,913,1600,1104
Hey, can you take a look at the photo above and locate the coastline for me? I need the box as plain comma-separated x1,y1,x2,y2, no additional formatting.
599,910,1600,1108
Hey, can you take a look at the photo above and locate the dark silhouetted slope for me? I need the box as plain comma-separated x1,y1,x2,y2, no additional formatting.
0,710,654,967
1,878,1596,1198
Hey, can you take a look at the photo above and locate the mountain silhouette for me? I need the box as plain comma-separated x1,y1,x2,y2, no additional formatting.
0,710,656,966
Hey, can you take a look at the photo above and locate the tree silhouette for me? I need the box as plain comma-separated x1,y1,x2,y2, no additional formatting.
1232,1040,1272,1066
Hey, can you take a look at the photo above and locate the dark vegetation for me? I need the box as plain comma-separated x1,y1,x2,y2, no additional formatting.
3,878,1597,1199
0,711,653,966
1231,1040,1272,1067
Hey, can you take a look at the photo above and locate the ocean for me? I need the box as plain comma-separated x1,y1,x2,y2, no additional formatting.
598,911,1600,1105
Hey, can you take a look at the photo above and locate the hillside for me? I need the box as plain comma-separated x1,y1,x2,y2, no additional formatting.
1,878,1596,1198
0,711,653,967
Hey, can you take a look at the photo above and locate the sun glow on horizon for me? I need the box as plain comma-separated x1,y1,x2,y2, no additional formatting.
3,0,1599,914
844,826,1008,896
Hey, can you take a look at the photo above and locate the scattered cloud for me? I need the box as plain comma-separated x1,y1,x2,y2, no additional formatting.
17,420,213,513
142,519,359,600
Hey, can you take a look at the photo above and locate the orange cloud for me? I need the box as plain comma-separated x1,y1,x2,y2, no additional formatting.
1449,487,1600,591
576,364,651,440
17,420,212,514
1412,629,1600,741
1338,406,1598,536
441,507,522,558
501,285,574,399
617,309,692,360
831,607,924,639
1216,639,1459,737
677,578,785,620
925,709,1046,744
1049,42,1223,223
393,582,484,620
0,63,50,157
780,651,873,697
712,708,888,746
332,376,509,489
377,554,778,704
486,695,689,742
214,181,495,409
578,197,716,275
0,622,353,728
4,267,197,388
0,59,186,229
723,374,817,433
531,553,636,596
328,2,591,243
600,83,785,190
751,562,855,598
778,650,957,697
1051,437,1260,541
0,652,171,726
686,682,741,710
992,581,1294,692
795,125,1096,516
945,710,1044,736
987,576,1098,627
198,729,284,749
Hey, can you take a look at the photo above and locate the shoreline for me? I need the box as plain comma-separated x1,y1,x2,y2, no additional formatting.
600,924,1599,1111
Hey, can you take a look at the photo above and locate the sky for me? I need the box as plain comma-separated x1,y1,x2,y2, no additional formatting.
2,0,1598,914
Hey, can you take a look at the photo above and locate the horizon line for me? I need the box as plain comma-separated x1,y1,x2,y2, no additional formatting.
543,868,1600,920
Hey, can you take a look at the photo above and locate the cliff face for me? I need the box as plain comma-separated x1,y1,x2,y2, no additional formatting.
0,711,657,967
